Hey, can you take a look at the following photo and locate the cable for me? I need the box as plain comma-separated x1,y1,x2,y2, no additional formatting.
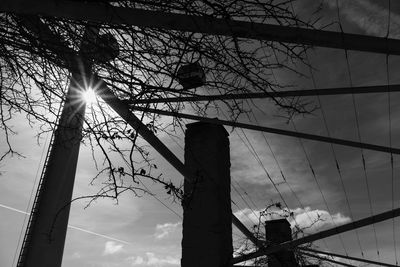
305,50,365,257
232,179,259,212
231,182,259,225
291,121,349,257
246,106,317,229
335,0,381,259
11,133,50,267
12,78,67,267
385,1,399,265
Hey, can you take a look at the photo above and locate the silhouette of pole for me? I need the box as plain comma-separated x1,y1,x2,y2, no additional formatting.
265,219,299,267
16,27,97,267
181,122,233,267
95,78,258,246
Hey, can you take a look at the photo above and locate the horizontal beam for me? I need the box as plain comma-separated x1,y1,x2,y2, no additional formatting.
298,251,356,267
232,214,262,247
298,247,398,267
2,0,400,55
232,207,400,264
129,84,400,104
131,106,400,155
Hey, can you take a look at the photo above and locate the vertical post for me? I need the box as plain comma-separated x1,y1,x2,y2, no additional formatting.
17,27,98,267
182,122,233,267
17,73,87,267
265,219,299,267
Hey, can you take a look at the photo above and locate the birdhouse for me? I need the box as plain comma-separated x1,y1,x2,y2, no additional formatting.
176,62,206,89
83,33,119,63
94,33,119,63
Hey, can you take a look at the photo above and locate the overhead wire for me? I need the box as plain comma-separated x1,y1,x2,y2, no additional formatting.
11,133,50,267
245,105,319,230
261,47,333,251
291,121,349,256
305,50,365,257
385,1,398,264
231,183,259,226
335,0,380,258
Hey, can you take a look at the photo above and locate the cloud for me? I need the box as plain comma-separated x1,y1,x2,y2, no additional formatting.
326,0,400,37
71,252,82,259
127,253,180,266
127,256,144,265
154,222,181,239
234,206,351,234
103,241,124,255
291,207,351,233
146,252,180,266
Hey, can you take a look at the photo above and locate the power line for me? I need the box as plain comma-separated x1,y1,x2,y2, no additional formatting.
305,50,365,258
291,121,349,257
336,1,380,259
385,0,399,264
130,106,400,155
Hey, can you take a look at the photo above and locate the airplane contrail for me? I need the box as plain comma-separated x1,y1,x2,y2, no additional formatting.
0,203,131,245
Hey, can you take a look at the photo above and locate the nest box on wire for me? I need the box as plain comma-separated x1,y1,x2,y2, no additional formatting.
83,32,119,64
176,62,206,89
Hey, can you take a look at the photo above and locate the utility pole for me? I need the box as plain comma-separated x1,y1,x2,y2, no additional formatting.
265,219,299,267
182,122,233,267
16,27,98,267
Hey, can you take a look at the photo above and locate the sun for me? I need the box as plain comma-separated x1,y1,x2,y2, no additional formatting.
82,87,97,104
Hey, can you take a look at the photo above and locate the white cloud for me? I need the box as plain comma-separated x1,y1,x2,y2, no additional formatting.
146,252,180,266
127,252,180,266
127,256,144,265
103,241,124,255
326,0,400,38
71,252,82,259
291,207,351,234
154,222,181,239
234,206,351,234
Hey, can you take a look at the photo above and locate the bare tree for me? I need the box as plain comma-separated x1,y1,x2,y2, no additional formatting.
0,0,320,203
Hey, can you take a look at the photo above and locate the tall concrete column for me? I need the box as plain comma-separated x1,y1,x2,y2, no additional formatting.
181,122,233,267
265,219,299,267
16,25,101,266
17,72,87,267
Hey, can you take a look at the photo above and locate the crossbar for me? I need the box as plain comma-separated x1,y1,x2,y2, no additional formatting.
298,247,398,267
2,0,400,55
128,84,400,104
298,251,357,267
130,106,400,155
232,208,400,263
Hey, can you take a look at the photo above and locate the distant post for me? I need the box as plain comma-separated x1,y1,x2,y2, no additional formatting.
265,219,299,267
181,122,233,267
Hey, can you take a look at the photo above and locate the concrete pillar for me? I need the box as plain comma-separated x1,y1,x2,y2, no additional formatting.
265,219,299,267
17,73,87,267
181,122,232,267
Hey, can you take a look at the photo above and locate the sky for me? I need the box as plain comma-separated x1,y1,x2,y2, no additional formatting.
1,0,400,266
